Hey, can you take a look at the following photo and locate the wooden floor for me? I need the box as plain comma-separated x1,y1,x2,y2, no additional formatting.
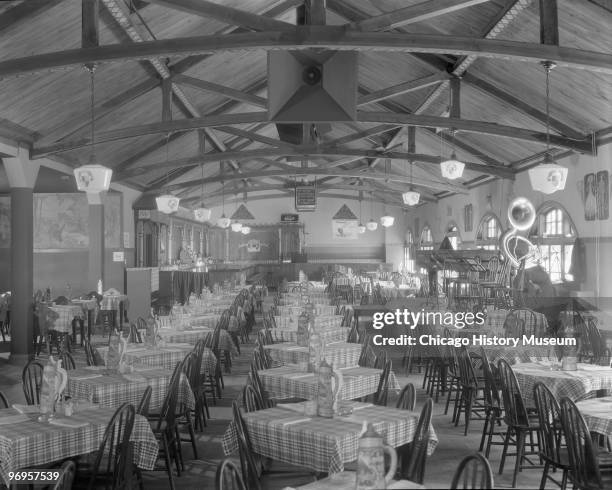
0,313,546,489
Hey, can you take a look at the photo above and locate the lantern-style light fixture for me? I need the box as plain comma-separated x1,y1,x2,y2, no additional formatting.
380,215,395,227
528,61,567,194
74,65,112,193
366,219,378,231
241,226,251,235
402,191,420,206
440,154,465,180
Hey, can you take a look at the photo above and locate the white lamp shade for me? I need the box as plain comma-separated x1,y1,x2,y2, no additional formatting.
441,157,465,180
241,226,251,235
357,223,366,234
217,215,231,228
74,164,112,193
193,207,211,222
528,163,568,194
366,219,378,231
380,215,395,227
402,190,420,206
231,222,243,232
156,194,180,214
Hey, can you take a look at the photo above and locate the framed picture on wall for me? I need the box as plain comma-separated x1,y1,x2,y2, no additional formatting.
596,170,609,220
464,204,473,232
584,173,597,221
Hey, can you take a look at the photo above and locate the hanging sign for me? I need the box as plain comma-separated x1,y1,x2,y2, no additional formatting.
295,186,316,212
281,213,299,222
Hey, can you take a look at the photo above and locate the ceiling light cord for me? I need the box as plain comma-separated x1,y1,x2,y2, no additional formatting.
542,60,556,160
88,65,96,163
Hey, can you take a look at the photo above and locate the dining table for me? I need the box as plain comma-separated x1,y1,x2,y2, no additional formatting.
222,401,438,474
276,305,338,317
512,362,612,406
575,396,612,441
270,327,347,344
97,342,217,374
156,325,238,356
0,405,158,487
264,342,362,369
288,471,425,489
259,365,399,400
273,315,343,329
66,366,195,411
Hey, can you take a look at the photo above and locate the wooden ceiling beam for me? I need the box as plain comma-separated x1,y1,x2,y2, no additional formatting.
33,107,591,158
2,29,612,78
358,72,450,106
146,0,295,31
117,146,514,179
539,0,559,46
82,0,100,50
172,74,268,108
350,0,493,31
0,0,64,35
151,167,467,194
213,126,297,150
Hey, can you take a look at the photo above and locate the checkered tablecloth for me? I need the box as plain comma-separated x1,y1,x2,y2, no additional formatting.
513,362,612,406
576,396,612,438
66,367,195,411
265,342,362,368
221,401,438,474
48,305,84,333
271,328,347,344
295,471,424,489
470,346,554,365
259,366,399,400
276,305,337,317
101,294,128,311
157,328,238,357
273,315,343,329
71,298,98,312
189,315,220,328
0,406,158,486
97,343,217,374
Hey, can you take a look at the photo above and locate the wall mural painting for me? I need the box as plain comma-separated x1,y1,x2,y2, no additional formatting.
332,219,359,239
34,194,89,249
0,197,9,248
582,171,609,221
0,193,122,250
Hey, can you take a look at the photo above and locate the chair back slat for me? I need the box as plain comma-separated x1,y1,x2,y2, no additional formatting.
497,359,530,428
22,360,44,406
399,397,433,484
215,458,246,490
450,452,494,489
396,383,416,411
533,382,563,467
231,401,262,490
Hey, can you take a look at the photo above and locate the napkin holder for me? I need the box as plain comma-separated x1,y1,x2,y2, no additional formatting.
561,356,577,371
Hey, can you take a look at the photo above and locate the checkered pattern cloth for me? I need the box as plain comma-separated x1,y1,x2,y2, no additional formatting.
271,328,347,344
157,328,238,357
513,362,612,407
0,406,158,486
71,298,98,311
97,343,217,374
259,366,399,400
189,315,220,328
48,305,84,333
273,315,343,329
575,396,612,439
221,401,438,474
470,346,553,365
66,367,195,411
294,472,424,490
276,305,337,317
265,342,362,369
101,294,127,311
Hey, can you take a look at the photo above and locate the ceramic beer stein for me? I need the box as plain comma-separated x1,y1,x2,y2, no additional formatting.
356,423,398,490
317,360,340,418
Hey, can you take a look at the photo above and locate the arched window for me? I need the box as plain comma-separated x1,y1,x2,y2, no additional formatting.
445,222,462,250
403,229,416,273
529,202,577,283
476,213,502,250
419,225,434,250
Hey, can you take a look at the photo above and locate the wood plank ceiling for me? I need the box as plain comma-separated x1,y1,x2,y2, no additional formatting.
0,0,610,208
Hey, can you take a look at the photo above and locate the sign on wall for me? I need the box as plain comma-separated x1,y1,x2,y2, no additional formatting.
295,186,316,212
332,219,359,239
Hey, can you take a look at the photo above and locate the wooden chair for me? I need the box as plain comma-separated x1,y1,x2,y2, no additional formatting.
215,459,246,490
178,353,200,461
82,403,137,490
479,352,505,458
22,360,44,405
560,397,612,490
0,390,9,408
84,340,104,367
136,386,152,417
396,383,416,411
454,347,485,435
242,384,265,412
450,452,494,489
373,359,391,406
52,460,76,490
497,359,541,488
533,382,569,490
192,339,211,426
128,322,142,343
396,398,433,484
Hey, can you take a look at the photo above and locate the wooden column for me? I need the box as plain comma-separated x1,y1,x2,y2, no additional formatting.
87,193,105,288
4,147,39,365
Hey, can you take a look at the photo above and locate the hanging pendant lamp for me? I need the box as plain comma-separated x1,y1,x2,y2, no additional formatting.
74,65,112,193
402,131,420,205
528,61,567,194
